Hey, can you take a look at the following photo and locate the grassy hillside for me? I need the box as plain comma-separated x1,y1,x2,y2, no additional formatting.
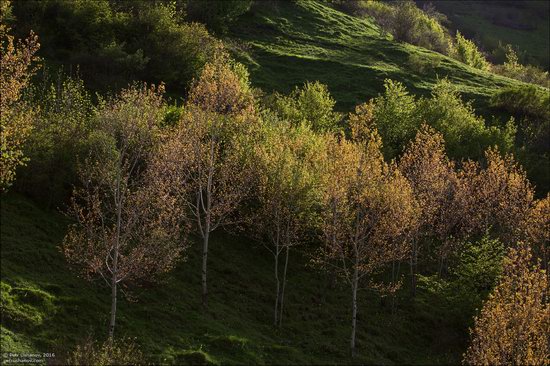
1,193,467,365
228,0,526,112
422,0,550,69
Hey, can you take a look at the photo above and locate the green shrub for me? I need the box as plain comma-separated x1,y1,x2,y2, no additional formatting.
267,81,342,132
392,0,451,54
346,0,452,54
363,79,516,160
491,85,550,192
124,3,225,92
491,85,550,121
449,31,490,71
419,236,505,325
418,79,515,159
17,75,96,207
493,46,549,87
12,0,223,93
408,53,441,74
369,79,420,157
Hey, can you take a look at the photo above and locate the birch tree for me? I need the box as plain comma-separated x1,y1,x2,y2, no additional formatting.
181,57,256,307
441,148,537,274
253,120,325,326
62,84,186,338
317,131,417,357
398,125,457,294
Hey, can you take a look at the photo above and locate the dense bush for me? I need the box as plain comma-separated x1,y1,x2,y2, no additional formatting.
391,0,451,54
356,79,516,159
464,244,549,365
365,79,419,157
491,85,550,192
418,79,515,159
266,81,342,132
491,85,550,121
449,31,490,71
0,9,40,191
408,52,441,74
340,0,452,54
16,76,96,207
493,46,549,87
124,3,225,92
12,0,223,93
418,236,505,325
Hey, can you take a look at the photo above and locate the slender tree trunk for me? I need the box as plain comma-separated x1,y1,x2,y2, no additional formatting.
322,203,337,304
390,259,396,313
438,254,445,277
202,227,210,308
542,248,549,284
201,137,214,309
391,260,396,284
410,239,417,297
109,274,117,339
396,260,402,280
273,247,280,326
350,264,359,358
109,171,122,339
278,245,290,327
392,261,401,314
411,270,417,297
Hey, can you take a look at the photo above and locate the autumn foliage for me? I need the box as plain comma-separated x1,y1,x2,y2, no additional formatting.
398,125,456,291
464,244,549,365
1,6,546,359
317,131,417,356
62,84,186,338
253,120,326,326
0,12,40,190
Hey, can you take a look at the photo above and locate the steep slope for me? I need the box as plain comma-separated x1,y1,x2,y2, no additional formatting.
229,0,526,112
1,194,465,365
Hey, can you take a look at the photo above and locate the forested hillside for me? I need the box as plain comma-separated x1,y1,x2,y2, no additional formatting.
1,1,548,365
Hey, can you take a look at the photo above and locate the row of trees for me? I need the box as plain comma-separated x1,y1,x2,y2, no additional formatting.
2,15,548,362
59,61,548,358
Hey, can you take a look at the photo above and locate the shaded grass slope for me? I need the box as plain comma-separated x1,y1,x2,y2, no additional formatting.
1,193,465,364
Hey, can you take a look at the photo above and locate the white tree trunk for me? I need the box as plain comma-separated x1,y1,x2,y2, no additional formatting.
109,172,122,339
202,227,210,308
350,264,359,357
109,273,117,339
278,246,290,327
410,239,417,297
273,247,280,326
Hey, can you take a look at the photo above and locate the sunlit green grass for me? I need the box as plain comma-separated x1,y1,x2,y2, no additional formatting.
229,0,528,114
